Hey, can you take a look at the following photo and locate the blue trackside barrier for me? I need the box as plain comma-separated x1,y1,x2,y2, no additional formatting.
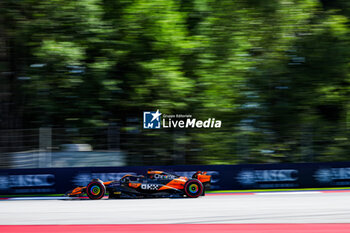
0,162,350,195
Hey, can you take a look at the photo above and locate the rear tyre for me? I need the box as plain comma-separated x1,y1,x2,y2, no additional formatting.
86,180,106,200
184,179,203,198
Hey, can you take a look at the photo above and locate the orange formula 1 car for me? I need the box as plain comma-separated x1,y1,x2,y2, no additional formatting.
65,170,211,199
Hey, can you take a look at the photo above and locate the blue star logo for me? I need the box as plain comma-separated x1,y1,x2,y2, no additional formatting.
143,110,162,129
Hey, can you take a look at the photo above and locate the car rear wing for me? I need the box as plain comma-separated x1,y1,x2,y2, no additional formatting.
192,171,211,189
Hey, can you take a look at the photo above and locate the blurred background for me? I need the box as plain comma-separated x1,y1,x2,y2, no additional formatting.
1,0,350,169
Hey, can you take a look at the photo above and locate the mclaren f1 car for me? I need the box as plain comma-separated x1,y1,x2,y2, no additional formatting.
65,170,211,199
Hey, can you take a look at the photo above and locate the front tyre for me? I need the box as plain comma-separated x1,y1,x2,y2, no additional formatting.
86,180,106,200
184,179,203,198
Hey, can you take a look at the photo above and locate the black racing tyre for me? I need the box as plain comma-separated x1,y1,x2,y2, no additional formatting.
184,179,203,198
86,180,106,200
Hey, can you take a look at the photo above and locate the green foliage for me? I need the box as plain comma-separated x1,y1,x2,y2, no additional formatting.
3,0,350,165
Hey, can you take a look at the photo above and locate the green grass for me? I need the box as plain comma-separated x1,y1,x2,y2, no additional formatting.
0,194,64,198
1,187,350,198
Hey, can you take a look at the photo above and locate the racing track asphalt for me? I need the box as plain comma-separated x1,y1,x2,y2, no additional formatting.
1,191,350,225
